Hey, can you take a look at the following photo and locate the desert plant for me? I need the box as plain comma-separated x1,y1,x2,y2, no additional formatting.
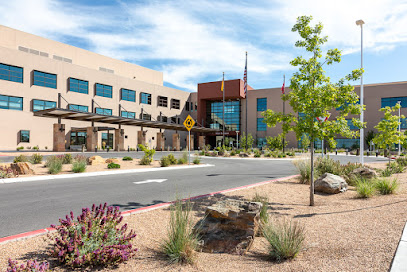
74,154,87,163
193,157,201,165
138,144,155,165
13,154,29,163
122,156,133,161
168,154,177,164
63,153,73,164
50,203,137,267
0,166,17,179
254,149,262,158
7,259,49,272
160,156,171,167
107,162,121,169
381,167,394,177
72,161,87,173
30,153,43,164
293,158,311,184
375,178,398,195
162,199,199,264
33,145,39,150
314,156,342,177
27,146,31,149
355,178,375,198
388,162,405,173
177,158,187,164
262,218,305,261
252,193,269,224
396,157,407,167
230,150,236,156
47,158,63,174
16,146,24,151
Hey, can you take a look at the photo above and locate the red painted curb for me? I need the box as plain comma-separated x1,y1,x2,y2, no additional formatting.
0,174,299,244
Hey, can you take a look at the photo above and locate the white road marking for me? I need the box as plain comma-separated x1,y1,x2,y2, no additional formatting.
133,179,167,185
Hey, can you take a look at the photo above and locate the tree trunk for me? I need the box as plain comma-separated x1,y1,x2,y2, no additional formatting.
310,140,315,206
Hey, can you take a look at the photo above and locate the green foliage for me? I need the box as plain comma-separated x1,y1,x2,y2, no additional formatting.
300,134,310,150
381,167,394,177
252,193,269,224
107,162,121,169
230,150,236,156
239,133,254,150
314,156,342,177
388,161,405,173
355,178,375,198
16,146,24,151
266,134,287,150
13,154,29,163
122,156,133,161
30,153,43,164
293,158,311,184
254,149,262,157
262,218,305,261
162,199,199,264
365,130,376,147
33,145,39,150
72,161,87,173
375,178,398,195
396,157,407,167
168,154,177,164
177,158,187,164
47,157,63,174
63,153,73,164
138,144,156,165
160,156,171,167
193,157,201,165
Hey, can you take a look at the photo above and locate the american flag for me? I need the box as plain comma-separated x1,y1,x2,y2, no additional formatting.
243,53,247,94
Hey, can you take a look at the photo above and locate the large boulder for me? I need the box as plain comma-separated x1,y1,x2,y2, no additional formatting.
87,156,105,165
105,158,120,164
194,199,262,255
352,167,377,179
10,162,34,175
315,173,348,194
239,153,249,157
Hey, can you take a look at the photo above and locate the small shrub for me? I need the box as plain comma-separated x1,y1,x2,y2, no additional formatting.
375,178,398,195
262,218,305,261
381,167,393,177
199,151,205,156
293,158,311,184
16,146,24,151
254,149,261,158
7,258,49,272
63,153,73,164
122,156,133,161
355,178,375,198
264,151,272,158
138,144,155,165
27,146,31,149
162,199,199,264
160,156,171,167
177,158,187,164
107,162,121,169
51,203,137,267
0,166,17,179
45,146,48,150
252,193,269,224
388,162,405,173
30,153,43,164
314,156,342,177
168,154,177,164
182,151,188,162
33,145,39,150
74,154,87,163
48,158,63,174
230,150,236,156
193,157,201,164
72,161,87,173
396,157,407,167
13,154,28,163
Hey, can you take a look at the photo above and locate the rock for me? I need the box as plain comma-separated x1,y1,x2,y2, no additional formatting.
239,153,249,157
105,158,120,164
194,199,262,255
352,167,377,179
87,156,105,165
315,173,348,194
10,162,34,175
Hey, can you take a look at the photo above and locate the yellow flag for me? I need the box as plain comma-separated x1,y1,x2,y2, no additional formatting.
221,79,224,92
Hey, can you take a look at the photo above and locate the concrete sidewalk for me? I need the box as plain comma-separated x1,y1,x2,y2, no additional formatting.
390,221,407,272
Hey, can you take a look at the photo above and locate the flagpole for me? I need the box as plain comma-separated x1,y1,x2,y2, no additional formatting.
282,74,285,154
222,72,225,147
245,52,248,150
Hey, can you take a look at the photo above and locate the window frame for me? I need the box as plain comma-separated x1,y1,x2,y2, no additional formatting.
257,98,267,112
158,96,168,107
0,94,23,111
140,92,151,105
95,107,112,116
171,99,180,109
121,88,136,102
33,70,57,89
0,63,23,83
32,99,56,112
257,118,267,131
121,110,136,119
20,130,30,143
68,77,89,94
95,83,113,98
69,104,88,112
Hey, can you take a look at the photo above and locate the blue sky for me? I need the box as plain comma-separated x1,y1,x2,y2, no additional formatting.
1,0,406,92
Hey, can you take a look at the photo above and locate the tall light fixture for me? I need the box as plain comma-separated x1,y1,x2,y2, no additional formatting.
356,19,365,165
399,101,402,156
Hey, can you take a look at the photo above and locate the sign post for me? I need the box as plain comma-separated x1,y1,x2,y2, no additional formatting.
316,116,329,157
183,115,195,165
236,131,239,149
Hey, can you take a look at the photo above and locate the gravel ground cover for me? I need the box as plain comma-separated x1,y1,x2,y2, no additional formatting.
1,162,406,271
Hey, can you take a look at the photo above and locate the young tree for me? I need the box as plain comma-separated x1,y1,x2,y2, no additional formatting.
372,104,405,162
262,15,363,206
300,134,310,151
365,130,376,150
266,134,287,151
239,133,254,150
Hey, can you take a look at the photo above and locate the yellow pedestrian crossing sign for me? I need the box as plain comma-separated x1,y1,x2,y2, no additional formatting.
183,115,195,131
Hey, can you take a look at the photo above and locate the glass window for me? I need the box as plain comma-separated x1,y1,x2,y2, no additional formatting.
158,96,168,107
32,99,56,112
336,138,360,149
381,97,407,108
69,78,88,94
33,70,57,89
257,98,267,111
347,119,358,130
336,99,360,111
257,138,267,148
185,102,190,111
257,118,267,131
121,111,135,119
0,63,23,83
206,100,240,131
159,116,168,122
141,113,151,120
69,104,88,112
101,133,113,148
140,92,151,104
95,107,112,116
121,88,136,102
70,131,87,145
0,95,23,111
401,118,407,129
95,83,112,98
20,130,30,143
171,99,180,109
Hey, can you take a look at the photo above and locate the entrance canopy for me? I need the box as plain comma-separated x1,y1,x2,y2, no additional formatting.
34,108,219,133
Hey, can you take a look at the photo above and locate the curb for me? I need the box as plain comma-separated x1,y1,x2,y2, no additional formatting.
0,174,299,245
390,221,407,272
0,164,214,184
202,156,296,161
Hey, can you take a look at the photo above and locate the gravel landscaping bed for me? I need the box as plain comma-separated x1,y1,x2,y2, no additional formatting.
1,163,406,271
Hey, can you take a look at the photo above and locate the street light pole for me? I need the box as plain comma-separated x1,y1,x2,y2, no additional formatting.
399,101,401,156
356,19,365,165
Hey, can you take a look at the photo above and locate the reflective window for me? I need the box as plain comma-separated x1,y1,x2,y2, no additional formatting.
33,70,57,89
20,130,30,143
141,113,151,120
33,99,56,112
0,95,23,111
381,97,407,108
121,111,135,119
95,83,112,98
336,99,360,111
401,118,407,129
257,98,267,111
70,132,87,145
257,137,267,147
69,104,88,112
69,78,88,94
121,88,136,102
141,92,151,104
171,99,180,109
257,118,267,131
185,102,190,111
95,107,112,115
158,96,168,107
101,133,113,148
0,63,23,83
336,138,360,149
347,119,358,130
206,101,240,131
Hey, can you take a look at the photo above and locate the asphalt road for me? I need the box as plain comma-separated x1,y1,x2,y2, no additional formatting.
0,155,387,238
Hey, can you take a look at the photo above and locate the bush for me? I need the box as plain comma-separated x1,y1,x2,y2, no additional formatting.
388,162,405,173
13,155,29,163
254,149,262,158
162,199,199,264
122,156,133,161
7,259,49,272
72,161,87,173
160,156,171,167
16,146,24,151
177,158,187,164
30,153,43,164
48,158,63,174
168,154,177,164
50,203,137,267
355,178,375,198
314,156,342,177
193,157,201,164
74,154,87,163
375,178,398,195
230,150,236,156
33,145,39,150
252,193,269,224
396,157,407,167
107,162,121,169
293,158,311,184
63,153,73,164
262,219,305,261
138,144,155,165
0,166,17,179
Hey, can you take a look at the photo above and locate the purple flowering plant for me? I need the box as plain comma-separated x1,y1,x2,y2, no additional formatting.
7,259,49,272
51,203,137,267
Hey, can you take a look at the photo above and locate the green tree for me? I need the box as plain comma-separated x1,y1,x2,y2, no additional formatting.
262,15,363,206
372,104,405,162
266,134,287,151
240,133,254,150
365,130,376,149
300,134,310,151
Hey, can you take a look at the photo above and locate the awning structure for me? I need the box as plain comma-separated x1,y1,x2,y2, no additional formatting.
34,108,219,133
